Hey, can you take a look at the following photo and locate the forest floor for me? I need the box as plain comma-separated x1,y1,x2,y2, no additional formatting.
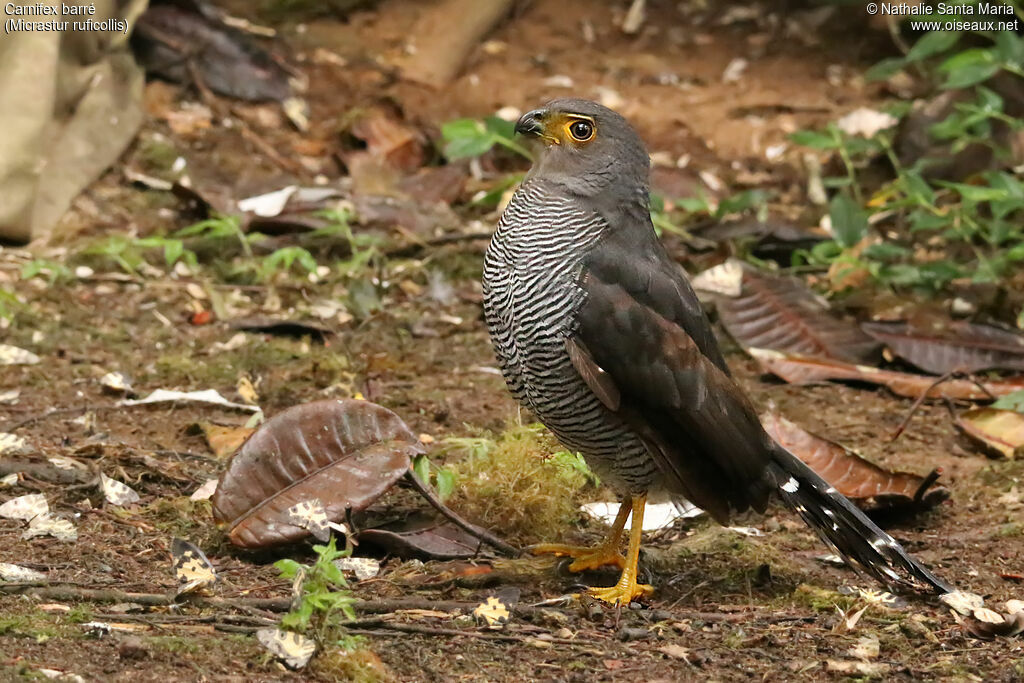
1,0,1022,681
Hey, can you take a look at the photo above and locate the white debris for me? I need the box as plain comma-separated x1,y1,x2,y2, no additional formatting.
728,526,765,537
0,433,28,456
334,557,381,581
256,628,316,670
542,75,575,89
836,108,899,139
0,562,46,581
0,473,18,487
495,106,521,122
36,669,84,682
120,389,260,412
23,512,77,542
0,389,19,404
581,500,703,532
0,344,40,365
621,0,646,34
190,478,219,501
100,372,133,394
238,186,298,217
0,493,49,520
100,473,141,506
691,260,744,298
722,58,749,83
282,97,310,132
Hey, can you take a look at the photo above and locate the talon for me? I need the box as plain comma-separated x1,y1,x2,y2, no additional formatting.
588,581,654,606
531,543,627,572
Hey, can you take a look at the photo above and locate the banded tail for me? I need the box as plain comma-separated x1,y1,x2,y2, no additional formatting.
769,443,951,595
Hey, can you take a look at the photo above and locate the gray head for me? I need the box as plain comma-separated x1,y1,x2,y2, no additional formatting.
514,99,651,203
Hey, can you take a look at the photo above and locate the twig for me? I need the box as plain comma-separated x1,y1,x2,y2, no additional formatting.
913,468,943,505
404,470,521,557
890,371,954,441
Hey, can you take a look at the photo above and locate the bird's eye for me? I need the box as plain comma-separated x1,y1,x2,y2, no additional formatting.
567,120,594,142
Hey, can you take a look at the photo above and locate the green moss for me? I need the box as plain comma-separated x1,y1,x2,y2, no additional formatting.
789,583,856,613
444,424,595,545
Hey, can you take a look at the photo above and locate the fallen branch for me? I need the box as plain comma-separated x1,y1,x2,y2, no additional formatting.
404,470,521,557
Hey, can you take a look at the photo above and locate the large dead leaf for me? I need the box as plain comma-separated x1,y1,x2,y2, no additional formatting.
956,408,1024,459
212,399,423,548
762,412,947,510
861,320,1024,374
697,262,879,363
356,515,485,560
750,348,1024,401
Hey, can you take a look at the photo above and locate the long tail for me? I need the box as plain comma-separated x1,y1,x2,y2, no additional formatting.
769,442,951,595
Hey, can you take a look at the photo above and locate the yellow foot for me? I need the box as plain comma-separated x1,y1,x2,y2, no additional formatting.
530,543,627,572
587,580,654,606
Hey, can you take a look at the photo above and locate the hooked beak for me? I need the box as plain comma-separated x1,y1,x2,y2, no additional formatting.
514,109,547,138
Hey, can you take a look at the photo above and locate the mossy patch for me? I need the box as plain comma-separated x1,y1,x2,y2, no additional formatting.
443,424,596,545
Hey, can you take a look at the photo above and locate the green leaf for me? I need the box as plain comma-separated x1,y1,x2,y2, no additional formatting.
435,468,456,502
412,454,431,487
994,29,1024,66
789,130,839,149
441,118,495,160
992,390,1024,413
938,181,1011,202
906,30,962,63
275,559,304,579
483,116,516,139
939,48,1001,89
828,194,869,248
864,57,906,82
863,242,911,261
163,239,185,267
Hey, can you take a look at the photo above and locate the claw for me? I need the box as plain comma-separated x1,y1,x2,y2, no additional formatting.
531,543,627,572
588,580,654,606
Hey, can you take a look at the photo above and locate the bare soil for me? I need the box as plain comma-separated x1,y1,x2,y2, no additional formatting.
1,1,1022,681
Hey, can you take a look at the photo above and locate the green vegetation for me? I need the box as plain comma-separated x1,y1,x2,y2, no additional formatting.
790,21,1023,293
441,116,531,161
274,537,356,644
441,424,598,545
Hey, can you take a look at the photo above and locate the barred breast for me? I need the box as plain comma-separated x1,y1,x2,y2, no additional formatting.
482,181,659,493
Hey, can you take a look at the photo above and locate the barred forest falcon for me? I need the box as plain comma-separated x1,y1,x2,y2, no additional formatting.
482,98,952,606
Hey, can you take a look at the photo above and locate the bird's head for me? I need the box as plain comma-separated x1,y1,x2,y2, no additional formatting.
514,99,650,201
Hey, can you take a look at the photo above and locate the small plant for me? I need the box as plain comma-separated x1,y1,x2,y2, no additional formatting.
175,213,253,259
441,116,532,161
789,22,1024,293
259,246,319,280
411,453,457,502
274,537,356,645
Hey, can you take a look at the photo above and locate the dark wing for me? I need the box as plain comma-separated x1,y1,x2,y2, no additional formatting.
569,238,776,522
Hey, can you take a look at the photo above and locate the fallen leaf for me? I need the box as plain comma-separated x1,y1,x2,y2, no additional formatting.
121,389,260,412
762,412,947,509
190,479,219,501
194,422,255,459
356,517,483,560
0,493,49,520
212,400,422,548
256,628,316,670
956,408,1024,459
700,264,879,363
826,660,889,676
100,473,141,506
236,375,259,405
750,348,1024,400
230,317,331,343
171,538,217,597
0,344,40,365
861,320,1024,374
0,473,18,487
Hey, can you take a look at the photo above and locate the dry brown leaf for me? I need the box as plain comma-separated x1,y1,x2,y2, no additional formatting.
956,408,1024,459
750,348,1024,400
195,422,255,459
762,412,946,509
212,400,421,548
862,320,1024,374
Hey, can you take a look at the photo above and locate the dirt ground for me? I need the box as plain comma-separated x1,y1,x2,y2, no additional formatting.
1,1,1023,681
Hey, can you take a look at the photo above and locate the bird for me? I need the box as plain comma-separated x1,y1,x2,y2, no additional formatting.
481,98,952,606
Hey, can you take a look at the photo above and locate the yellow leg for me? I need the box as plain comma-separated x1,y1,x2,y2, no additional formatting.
588,494,654,606
531,497,631,572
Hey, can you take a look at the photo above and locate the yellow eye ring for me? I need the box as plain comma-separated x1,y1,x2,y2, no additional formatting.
565,118,595,142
